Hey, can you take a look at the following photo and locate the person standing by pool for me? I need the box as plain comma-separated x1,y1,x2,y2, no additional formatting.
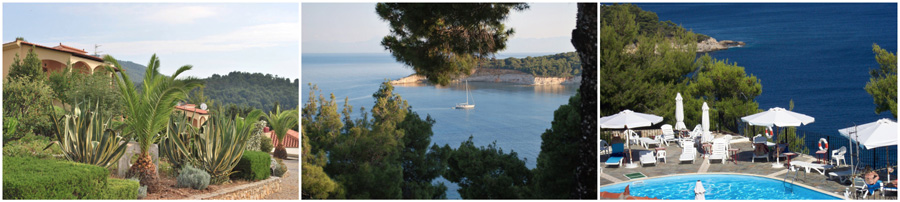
695,180,706,200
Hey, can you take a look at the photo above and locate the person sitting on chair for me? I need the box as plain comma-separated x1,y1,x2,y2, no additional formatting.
864,170,883,196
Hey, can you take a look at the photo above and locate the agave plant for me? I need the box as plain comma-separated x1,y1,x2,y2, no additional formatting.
159,112,199,171
103,54,204,192
45,102,129,168
192,108,264,184
265,104,299,159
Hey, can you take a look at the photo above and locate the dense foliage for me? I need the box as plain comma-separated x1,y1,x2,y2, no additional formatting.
3,156,108,199
7,46,44,82
302,82,449,199
534,92,582,198
3,76,55,138
87,178,139,199
3,132,62,159
481,52,582,77
377,3,529,85
444,136,532,199
204,71,299,112
601,4,762,133
865,43,897,117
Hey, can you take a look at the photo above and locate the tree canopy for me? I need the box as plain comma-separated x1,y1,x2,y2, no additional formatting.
601,3,762,133
203,71,299,112
481,52,582,77
865,43,897,117
376,3,529,85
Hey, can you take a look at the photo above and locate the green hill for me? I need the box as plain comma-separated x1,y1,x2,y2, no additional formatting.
115,60,147,83
203,71,299,112
481,52,581,77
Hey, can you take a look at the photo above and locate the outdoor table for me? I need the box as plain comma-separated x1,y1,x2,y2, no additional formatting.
784,152,797,167
728,148,740,164
815,150,828,164
702,143,712,158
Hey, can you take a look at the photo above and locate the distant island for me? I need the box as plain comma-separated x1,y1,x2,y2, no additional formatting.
391,52,581,85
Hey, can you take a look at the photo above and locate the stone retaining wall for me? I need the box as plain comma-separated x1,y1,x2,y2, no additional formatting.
186,176,282,200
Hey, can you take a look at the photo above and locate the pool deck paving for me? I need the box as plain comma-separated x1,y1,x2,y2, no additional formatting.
601,135,897,200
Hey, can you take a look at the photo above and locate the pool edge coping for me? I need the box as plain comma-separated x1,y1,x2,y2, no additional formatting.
599,172,847,200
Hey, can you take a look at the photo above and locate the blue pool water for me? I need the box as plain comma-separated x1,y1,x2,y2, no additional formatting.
600,174,843,200
632,3,897,172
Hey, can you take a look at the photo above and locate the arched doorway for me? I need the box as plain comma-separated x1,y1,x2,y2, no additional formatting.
73,61,91,74
41,59,66,75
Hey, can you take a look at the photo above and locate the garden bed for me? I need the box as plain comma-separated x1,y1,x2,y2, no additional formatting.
143,176,252,199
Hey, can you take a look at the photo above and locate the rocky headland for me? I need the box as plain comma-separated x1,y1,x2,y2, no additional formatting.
696,37,746,53
390,68,580,85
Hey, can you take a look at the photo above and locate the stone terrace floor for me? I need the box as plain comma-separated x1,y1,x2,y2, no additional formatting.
600,135,898,200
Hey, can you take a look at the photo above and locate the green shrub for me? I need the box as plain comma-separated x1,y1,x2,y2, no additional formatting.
86,178,138,199
3,132,62,159
159,159,175,178
127,178,147,199
234,150,271,181
176,165,210,190
3,76,54,137
260,135,274,153
3,156,108,199
272,158,288,177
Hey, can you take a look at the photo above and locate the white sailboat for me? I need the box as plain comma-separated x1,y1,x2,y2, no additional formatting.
455,80,475,109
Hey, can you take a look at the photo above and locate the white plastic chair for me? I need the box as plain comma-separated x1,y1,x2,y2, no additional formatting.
600,140,611,155
708,139,728,164
656,150,667,164
831,146,847,166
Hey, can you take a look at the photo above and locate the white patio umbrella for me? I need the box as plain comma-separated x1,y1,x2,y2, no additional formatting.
675,93,687,131
740,107,815,168
838,118,898,183
600,109,664,129
702,102,711,143
694,180,706,200
600,109,664,168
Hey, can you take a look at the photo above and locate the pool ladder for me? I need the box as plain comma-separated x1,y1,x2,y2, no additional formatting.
783,168,798,193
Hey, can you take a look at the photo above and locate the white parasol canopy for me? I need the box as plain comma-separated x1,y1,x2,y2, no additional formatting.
838,118,897,149
675,93,687,130
600,109,664,129
740,107,814,168
702,102,711,143
740,107,815,127
694,180,706,200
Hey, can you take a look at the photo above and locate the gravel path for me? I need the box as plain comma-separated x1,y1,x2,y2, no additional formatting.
265,157,299,199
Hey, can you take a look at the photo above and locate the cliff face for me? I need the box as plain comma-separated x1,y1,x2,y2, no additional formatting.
389,68,580,85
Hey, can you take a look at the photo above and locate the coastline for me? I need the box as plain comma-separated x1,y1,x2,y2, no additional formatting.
697,37,745,53
389,68,581,85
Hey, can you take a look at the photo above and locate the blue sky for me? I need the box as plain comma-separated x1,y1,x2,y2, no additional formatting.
302,3,578,54
3,3,299,79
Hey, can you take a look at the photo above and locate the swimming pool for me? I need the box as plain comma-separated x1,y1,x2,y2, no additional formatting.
600,174,844,200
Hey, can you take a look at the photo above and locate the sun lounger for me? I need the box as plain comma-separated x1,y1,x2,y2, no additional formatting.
604,143,626,168
640,150,657,167
790,161,835,175
829,168,862,184
660,124,678,146
680,147,697,164
640,137,662,148
854,177,883,199
708,140,728,164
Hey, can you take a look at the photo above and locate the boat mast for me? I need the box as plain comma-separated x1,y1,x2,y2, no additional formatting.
465,80,470,104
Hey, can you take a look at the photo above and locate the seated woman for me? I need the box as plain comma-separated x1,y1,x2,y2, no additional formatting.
864,171,883,196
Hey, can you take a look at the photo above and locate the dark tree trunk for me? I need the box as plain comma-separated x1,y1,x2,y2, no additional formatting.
274,142,288,159
571,2,597,199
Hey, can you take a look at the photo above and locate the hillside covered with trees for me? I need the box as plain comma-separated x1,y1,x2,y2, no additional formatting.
481,52,581,78
202,71,299,112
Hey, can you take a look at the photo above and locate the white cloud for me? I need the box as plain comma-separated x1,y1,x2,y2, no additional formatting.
67,22,300,56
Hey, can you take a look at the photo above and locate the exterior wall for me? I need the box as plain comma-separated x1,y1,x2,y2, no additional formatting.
179,110,209,127
2,41,106,82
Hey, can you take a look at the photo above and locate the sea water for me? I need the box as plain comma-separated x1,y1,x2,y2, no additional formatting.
634,3,897,171
301,52,578,199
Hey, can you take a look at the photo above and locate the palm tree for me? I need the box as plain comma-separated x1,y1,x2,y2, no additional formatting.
103,54,203,193
265,104,299,159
